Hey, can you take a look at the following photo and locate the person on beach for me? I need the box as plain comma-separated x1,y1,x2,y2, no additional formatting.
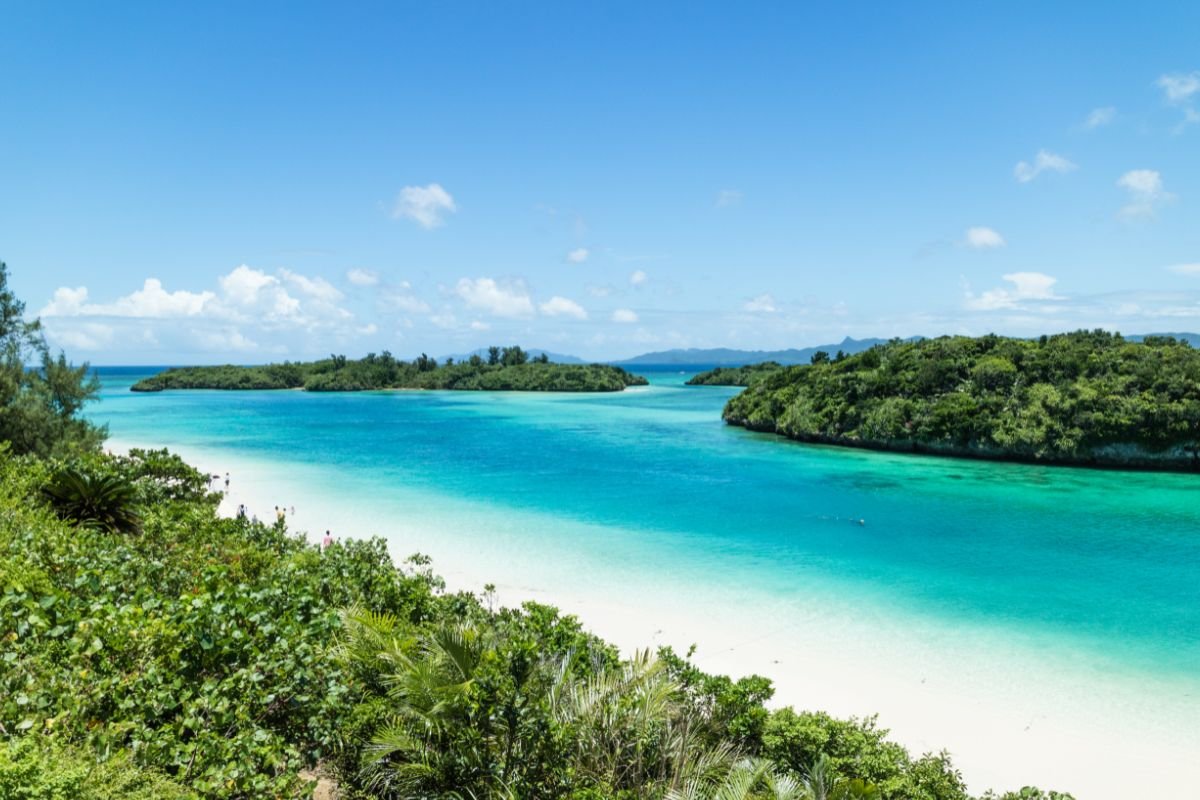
322,530,333,549
224,472,230,489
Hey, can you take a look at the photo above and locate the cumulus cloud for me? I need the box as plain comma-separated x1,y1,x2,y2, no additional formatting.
612,308,639,323
539,296,588,319
965,272,1062,311
280,269,343,303
629,270,648,287
743,293,777,313
40,280,215,318
346,268,380,287
392,183,457,229
1014,150,1077,183
566,248,589,264
454,277,534,317
42,265,357,334
964,226,1006,249
1117,169,1172,217
1083,106,1117,129
715,189,743,208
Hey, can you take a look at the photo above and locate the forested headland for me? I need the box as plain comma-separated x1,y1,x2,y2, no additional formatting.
131,347,648,393
687,362,785,387
723,331,1200,469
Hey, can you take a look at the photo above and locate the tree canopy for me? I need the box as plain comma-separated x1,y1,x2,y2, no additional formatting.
723,331,1200,469
132,348,648,393
0,261,104,457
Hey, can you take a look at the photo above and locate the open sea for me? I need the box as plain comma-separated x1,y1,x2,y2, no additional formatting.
88,367,1200,799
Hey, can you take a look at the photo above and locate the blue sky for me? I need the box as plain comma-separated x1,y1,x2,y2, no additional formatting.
2,1,1199,363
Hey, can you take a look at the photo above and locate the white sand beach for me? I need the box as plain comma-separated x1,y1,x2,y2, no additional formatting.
113,438,1200,800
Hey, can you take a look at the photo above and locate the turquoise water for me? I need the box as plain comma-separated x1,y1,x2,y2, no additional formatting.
89,367,1200,681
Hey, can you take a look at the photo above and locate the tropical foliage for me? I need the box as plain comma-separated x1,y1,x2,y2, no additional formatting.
687,363,784,387
723,331,1200,468
131,347,648,393
0,262,104,458
0,445,1073,799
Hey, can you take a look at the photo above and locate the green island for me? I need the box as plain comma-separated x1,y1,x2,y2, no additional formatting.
687,361,785,387
722,331,1200,470
0,271,1074,798
130,346,647,393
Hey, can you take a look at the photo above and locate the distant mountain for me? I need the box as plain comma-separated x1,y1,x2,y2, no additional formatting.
439,347,587,364
613,337,904,367
1127,332,1200,347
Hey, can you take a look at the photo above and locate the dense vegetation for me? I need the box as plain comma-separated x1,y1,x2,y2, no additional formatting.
723,331,1200,468
1,266,1069,798
131,347,648,393
687,362,784,387
0,448,1072,800
0,262,105,458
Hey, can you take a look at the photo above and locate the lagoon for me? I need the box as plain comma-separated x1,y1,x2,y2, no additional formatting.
90,367,1200,799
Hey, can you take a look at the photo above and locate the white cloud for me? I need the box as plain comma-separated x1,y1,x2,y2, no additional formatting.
629,270,648,286
357,323,378,335
1014,150,1077,183
47,321,114,351
40,280,215,318
539,296,588,319
219,265,278,305
1117,169,1172,217
346,268,380,287
964,226,1006,249
192,327,258,352
1157,72,1200,133
430,313,458,329
1166,263,1200,276
381,282,431,314
1083,107,1116,129
454,277,534,317
612,308,639,323
743,293,777,313
392,183,457,229
715,189,743,208
566,247,589,264
470,320,490,331
280,269,343,303
587,284,615,298
1157,72,1200,105
40,286,90,317
43,265,357,335
965,272,1062,311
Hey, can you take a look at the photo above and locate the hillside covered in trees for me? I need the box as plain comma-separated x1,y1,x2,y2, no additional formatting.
723,331,1200,469
131,346,648,393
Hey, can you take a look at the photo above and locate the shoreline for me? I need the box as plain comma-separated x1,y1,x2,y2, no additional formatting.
725,417,1200,473
108,435,1200,800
